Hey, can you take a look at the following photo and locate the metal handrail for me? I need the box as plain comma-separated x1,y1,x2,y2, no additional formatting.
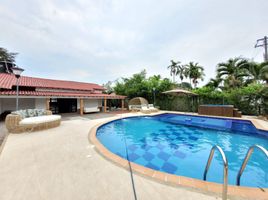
203,145,228,200
236,145,268,186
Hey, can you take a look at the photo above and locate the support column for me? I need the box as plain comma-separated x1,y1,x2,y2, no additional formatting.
121,99,124,111
80,98,84,115
46,98,50,110
104,97,107,113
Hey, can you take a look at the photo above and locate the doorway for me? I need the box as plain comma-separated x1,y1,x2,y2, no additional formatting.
50,98,77,114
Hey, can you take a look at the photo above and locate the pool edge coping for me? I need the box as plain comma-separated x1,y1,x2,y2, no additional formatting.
89,112,268,200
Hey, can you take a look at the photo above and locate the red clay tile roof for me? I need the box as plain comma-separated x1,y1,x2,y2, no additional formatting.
0,90,126,99
0,73,104,91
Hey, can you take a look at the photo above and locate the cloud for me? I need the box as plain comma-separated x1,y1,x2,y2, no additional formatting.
0,0,267,85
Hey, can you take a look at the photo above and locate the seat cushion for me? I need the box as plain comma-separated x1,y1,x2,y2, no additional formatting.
35,109,46,116
27,109,36,117
11,110,28,119
19,115,61,125
84,107,100,112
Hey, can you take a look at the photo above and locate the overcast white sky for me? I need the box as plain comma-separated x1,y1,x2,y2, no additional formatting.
0,0,268,85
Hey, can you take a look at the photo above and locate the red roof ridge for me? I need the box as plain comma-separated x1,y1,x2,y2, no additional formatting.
0,73,104,91
22,74,101,86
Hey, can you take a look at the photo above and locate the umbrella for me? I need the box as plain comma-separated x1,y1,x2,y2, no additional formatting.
162,88,198,96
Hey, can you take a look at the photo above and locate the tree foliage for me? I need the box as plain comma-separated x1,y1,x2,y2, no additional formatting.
167,60,181,83
0,47,18,63
184,62,205,88
260,63,268,84
113,70,175,103
193,83,264,115
112,56,268,116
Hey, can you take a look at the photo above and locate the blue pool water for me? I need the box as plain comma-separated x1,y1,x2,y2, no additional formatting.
97,113,268,187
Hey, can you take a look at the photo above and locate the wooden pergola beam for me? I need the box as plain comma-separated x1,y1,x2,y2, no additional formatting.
46,98,50,110
104,96,107,113
80,98,84,115
121,99,124,111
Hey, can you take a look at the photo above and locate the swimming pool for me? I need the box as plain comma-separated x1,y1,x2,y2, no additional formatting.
96,113,268,188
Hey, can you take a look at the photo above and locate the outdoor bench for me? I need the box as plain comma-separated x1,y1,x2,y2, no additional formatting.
5,109,61,133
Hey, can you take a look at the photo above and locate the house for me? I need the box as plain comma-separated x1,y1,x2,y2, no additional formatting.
0,62,126,118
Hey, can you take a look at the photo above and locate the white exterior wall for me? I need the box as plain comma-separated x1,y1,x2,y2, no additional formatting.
84,99,102,108
0,97,102,114
0,98,35,113
77,99,102,109
35,98,46,109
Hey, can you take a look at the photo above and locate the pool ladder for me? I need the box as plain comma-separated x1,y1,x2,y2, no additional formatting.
236,145,268,186
203,145,228,200
203,145,268,200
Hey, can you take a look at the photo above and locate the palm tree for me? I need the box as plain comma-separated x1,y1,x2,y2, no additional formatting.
216,57,248,88
184,62,205,88
260,63,268,84
205,77,223,89
167,60,181,83
241,61,266,84
176,65,185,83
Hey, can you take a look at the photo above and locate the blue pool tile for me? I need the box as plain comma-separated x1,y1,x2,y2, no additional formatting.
162,162,177,174
128,144,138,151
173,131,181,135
167,134,177,139
173,150,186,159
151,132,159,137
169,143,180,149
127,153,140,161
184,131,192,135
195,131,203,135
150,156,165,167
157,151,170,161
135,157,149,166
143,152,155,161
176,136,184,140
146,163,160,170
141,144,152,150
139,138,146,143
147,140,158,146
134,148,144,156
156,143,166,150
188,136,198,141
182,142,194,149
148,146,161,154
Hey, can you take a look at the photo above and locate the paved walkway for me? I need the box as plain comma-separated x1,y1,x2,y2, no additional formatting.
0,113,223,200
1,112,267,200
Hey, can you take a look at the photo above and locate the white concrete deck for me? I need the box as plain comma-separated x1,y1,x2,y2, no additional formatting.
0,111,267,200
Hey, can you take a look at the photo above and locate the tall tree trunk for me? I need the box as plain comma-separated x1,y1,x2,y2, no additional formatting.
189,78,192,88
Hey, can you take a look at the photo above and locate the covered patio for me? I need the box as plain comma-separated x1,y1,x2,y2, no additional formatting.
78,94,126,116
0,90,126,116
0,72,126,118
